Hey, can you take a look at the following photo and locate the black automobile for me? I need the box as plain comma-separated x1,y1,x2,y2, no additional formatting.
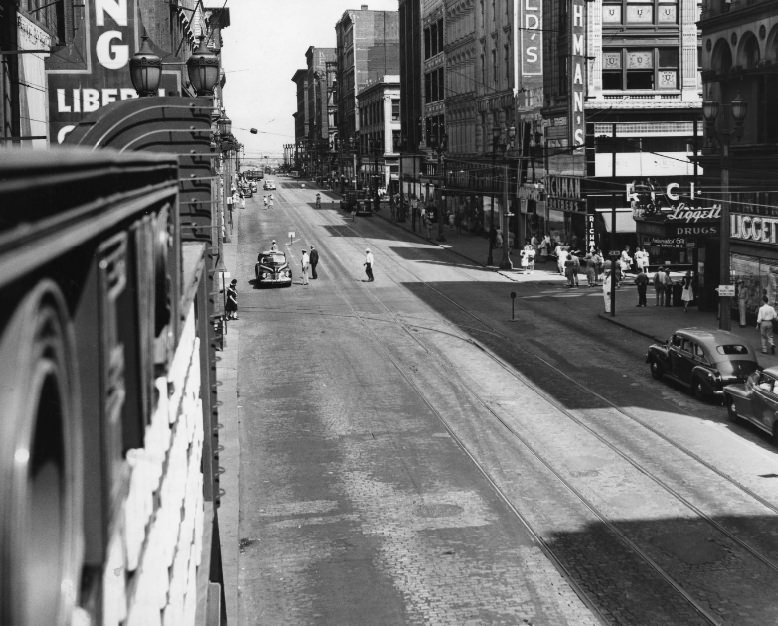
340,190,373,216
646,327,759,401
239,185,252,198
725,367,778,442
255,250,292,287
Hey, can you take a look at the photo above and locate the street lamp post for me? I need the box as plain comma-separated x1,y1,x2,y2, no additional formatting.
702,95,748,331
488,126,500,266
489,125,516,270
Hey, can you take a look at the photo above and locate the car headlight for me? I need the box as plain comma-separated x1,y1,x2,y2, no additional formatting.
261,272,268,279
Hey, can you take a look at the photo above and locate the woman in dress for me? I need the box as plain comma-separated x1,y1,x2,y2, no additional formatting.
681,270,694,312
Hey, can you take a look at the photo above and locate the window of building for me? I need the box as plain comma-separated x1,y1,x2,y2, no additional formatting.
602,47,678,90
391,99,400,121
431,22,438,56
491,0,495,22
492,49,497,85
437,18,444,52
424,27,431,59
392,130,401,151
481,52,486,90
602,0,678,25
504,44,510,81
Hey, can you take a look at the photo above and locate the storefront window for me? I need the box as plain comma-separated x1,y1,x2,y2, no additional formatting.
732,253,778,312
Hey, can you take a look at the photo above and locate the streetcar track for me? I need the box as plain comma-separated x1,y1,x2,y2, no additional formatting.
249,187,778,623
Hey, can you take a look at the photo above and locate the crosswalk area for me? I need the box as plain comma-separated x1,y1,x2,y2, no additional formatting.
521,284,635,299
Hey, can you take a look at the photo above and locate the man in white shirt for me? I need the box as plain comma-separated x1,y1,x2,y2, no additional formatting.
364,248,375,282
300,249,310,285
756,295,777,354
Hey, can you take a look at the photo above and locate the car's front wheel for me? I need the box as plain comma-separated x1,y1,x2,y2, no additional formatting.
650,358,664,380
726,395,739,422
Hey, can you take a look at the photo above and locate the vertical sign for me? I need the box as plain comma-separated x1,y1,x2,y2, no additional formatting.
569,0,586,149
586,211,596,252
521,0,542,76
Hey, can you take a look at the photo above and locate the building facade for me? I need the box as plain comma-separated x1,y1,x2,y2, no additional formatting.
335,6,400,146
291,68,309,171
698,0,778,321
357,75,401,193
542,0,702,265
305,46,337,180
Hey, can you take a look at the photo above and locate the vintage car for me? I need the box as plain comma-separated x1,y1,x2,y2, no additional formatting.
646,328,759,401
340,190,374,216
249,181,258,193
724,367,778,441
239,184,252,198
255,250,292,287
263,179,276,190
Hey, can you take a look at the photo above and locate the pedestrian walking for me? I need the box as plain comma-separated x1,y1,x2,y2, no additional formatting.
309,245,319,279
270,239,279,252
654,267,667,306
239,194,246,210
540,235,551,262
363,248,374,281
520,241,535,274
571,251,580,286
603,268,612,313
757,296,777,354
424,211,432,241
300,248,310,285
225,279,238,320
564,252,576,287
263,195,268,208
737,279,748,327
664,268,674,307
634,267,648,307
680,271,694,312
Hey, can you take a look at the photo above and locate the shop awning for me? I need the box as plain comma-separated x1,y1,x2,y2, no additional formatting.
598,209,636,233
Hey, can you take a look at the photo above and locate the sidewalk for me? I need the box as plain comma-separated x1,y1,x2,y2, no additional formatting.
358,193,778,368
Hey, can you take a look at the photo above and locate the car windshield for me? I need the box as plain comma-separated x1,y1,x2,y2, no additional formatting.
260,254,285,265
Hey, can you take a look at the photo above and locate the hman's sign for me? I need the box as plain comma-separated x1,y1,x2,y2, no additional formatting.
569,0,585,149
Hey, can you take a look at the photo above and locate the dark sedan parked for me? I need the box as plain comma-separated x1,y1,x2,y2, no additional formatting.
646,328,759,401
724,367,778,442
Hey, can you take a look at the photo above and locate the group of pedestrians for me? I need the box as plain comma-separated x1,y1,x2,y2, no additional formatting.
298,245,319,285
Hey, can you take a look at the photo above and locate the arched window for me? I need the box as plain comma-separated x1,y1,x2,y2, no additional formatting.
736,31,760,69
710,38,732,74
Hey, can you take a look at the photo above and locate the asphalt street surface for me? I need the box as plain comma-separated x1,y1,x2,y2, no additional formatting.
226,180,778,625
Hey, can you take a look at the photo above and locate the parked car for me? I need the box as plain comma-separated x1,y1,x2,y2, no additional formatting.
263,179,276,190
255,250,292,287
250,181,257,193
340,190,373,216
725,367,778,441
646,328,759,401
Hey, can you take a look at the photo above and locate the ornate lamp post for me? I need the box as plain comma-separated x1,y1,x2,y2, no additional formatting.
488,126,500,266
186,35,220,97
499,125,517,270
128,35,162,96
702,94,748,331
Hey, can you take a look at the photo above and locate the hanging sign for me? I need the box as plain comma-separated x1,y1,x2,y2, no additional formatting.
569,0,586,149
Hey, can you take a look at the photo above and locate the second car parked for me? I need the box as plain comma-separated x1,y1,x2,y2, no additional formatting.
646,328,759,401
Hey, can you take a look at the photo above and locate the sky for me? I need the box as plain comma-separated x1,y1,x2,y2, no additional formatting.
220,0,399,167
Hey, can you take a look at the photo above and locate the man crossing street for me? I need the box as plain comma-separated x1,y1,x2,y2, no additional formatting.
309,245,319,279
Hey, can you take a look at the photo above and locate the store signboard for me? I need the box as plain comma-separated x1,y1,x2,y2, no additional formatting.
546,175,584,213
569,0,586,149
731,214,778,246
47,0,180,144
521,0,542,76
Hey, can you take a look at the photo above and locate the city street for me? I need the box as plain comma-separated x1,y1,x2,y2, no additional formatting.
224,179,778,625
